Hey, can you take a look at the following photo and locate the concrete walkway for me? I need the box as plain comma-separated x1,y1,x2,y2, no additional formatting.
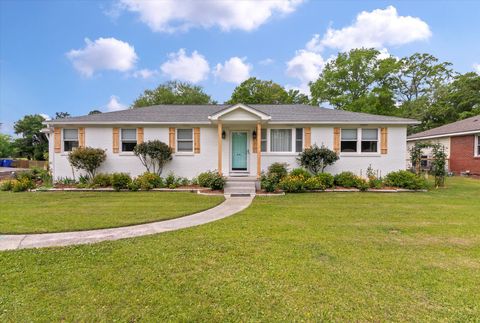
0,196,253,251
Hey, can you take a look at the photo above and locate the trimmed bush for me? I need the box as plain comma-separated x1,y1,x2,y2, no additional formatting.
260,173,277,192
165,172,181,189
111,173,132,191
267,163,288,182
91,173,112,187
290,168,311,179
334,171,358,188
135,172,164,191
384,170,429,190
128,181,140,192
369,178,383,189
197,171,226,190
354,177,369,192
316,173,334,188
68,147,106,179
304,176,327,191
279,175,306,193
298,144,339,174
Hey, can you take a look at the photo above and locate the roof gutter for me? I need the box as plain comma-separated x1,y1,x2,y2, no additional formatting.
407,129,480,141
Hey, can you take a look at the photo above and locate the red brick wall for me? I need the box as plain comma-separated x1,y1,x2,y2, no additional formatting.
450,135,480,175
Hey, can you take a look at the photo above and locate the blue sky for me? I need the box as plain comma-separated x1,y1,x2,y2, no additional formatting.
1,0,479,135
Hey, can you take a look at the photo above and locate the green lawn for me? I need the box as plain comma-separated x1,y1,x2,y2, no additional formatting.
0,192,224,233
1,177,479,321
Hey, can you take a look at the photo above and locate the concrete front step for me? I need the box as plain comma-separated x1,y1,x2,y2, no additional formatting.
224,177,257,196
226,176,258,181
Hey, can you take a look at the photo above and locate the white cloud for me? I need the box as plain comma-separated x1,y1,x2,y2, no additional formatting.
105,95,127,112
133,68,157,79
474,63,480,73
119,0,303,32
39,113,51,121
307,6,431,52
67,37,138,77
214,57,251,84
286,50,325,84
259,58,275,66
160,49,210,83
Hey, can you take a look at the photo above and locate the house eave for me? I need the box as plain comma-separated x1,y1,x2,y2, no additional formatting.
407,129,480,141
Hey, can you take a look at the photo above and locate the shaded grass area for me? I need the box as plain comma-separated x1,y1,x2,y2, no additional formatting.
1,177,479,321
0,192,224,233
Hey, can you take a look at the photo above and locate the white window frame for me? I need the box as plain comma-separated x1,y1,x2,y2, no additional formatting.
475,134,480,157
176,128,194,153
120,128,137,152
260,128,297,155
63,128,79,152
340,128,380,155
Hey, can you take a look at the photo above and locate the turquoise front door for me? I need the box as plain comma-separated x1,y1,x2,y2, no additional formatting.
231,132,248,171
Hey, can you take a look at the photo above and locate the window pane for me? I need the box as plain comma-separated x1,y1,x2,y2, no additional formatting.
121,129,136,140
261,129,267,140
295,128,303,152
362,129,378,140
64,140,78,152
122,142,137,152
63,129,78,140
270,129,292,152
341,129,357,140
177,129,193,140
261,129,267,152
361,141,377,152
341,141,357,152
178,141,193,152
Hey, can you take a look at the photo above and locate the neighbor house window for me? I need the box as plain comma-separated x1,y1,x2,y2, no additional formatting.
341,129,357,152
295,128,303,152
177,129,193,152
270,129,292,152
476,135,480,156
261,129,267,152
361,129,378,153
121,129,137,152
63,129,78,152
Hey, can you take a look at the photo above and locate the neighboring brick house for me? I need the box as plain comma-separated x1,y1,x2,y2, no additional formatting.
407,115,480,175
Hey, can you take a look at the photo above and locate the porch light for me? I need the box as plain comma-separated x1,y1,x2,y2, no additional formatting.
252,130,257,139
222,130,226,139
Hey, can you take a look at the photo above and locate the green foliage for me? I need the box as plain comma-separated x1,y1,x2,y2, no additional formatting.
369,178,384,189
260,174,277,193
13,114,48,160
165,172,182,189
11,178,35,192
227,77,307,104
197,171,226,190
91,173,112,187
290,168,311,178
0,134,15,158
304,177,327,191
88,110,102,115
111,173,132,191
0,180,14,191
266,162,288,184
134,140,172,176
355,178,369,192
279,175,306,193
431,144,447,188
316,173,334,188
334,172,359,188
54,112,70,119
132,81,214,108
134,172,164,191
298,145,339,174
384,170,428,190
68,147,106,179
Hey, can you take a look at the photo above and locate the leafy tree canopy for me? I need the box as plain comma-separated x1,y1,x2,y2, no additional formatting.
54,112,70,119
132,81,214,108
88,110,102,115
13,114,48,160
0,133,15,158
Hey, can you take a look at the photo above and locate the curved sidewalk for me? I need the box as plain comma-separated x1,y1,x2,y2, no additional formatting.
0,196,253,251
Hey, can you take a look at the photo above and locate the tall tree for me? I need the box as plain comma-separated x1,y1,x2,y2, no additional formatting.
310,48,398,115
227,77,307,104
13,114,48,160
132,81,214,108
0,134,14,158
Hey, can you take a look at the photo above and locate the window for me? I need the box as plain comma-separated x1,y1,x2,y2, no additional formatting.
177,129,193,152
295,128,303,152
270,129,292,152
476,135,480,156
341,129,357,152
121,129,137,152
63,129,78,152
361,129,378,153
260,129,267,152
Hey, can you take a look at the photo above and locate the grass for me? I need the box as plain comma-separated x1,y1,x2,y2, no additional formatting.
0,192,224,233
1,177,479,321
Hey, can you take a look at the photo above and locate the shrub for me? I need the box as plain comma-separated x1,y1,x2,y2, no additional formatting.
197,171,225,190
267,162,288,182
384,170,428,190
165,172,181,189
68,147,106,179
354,177,369,191
279,175,306,193
111,173,132,191
316,173,334,188
12,178,34,192
304,176,326,191
134,140,172,176
0,180,14,191
179,177,190,186
91,173,112,187
290,168,311,179
260,173,277,192
334,171,358,188
128,181,140,192
135,172,164,191
197,171,215,187
298,145,339,174
369,178,383,189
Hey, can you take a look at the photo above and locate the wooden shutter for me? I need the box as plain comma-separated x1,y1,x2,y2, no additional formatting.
380,127,388,154
304,127,311,149
54,127,61,153
333,128,340,153
78,127,85,148
169,127,176,152
112,128,119,153
137,128,144,144
194,127,200,154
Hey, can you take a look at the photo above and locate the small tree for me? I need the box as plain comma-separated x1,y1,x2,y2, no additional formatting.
68,147,106,179
133,140,172,175
298,145,339,174
431,144,447,188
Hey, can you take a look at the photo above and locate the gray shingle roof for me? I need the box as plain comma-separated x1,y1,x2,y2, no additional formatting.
45,104,418,125
408,115,480,140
